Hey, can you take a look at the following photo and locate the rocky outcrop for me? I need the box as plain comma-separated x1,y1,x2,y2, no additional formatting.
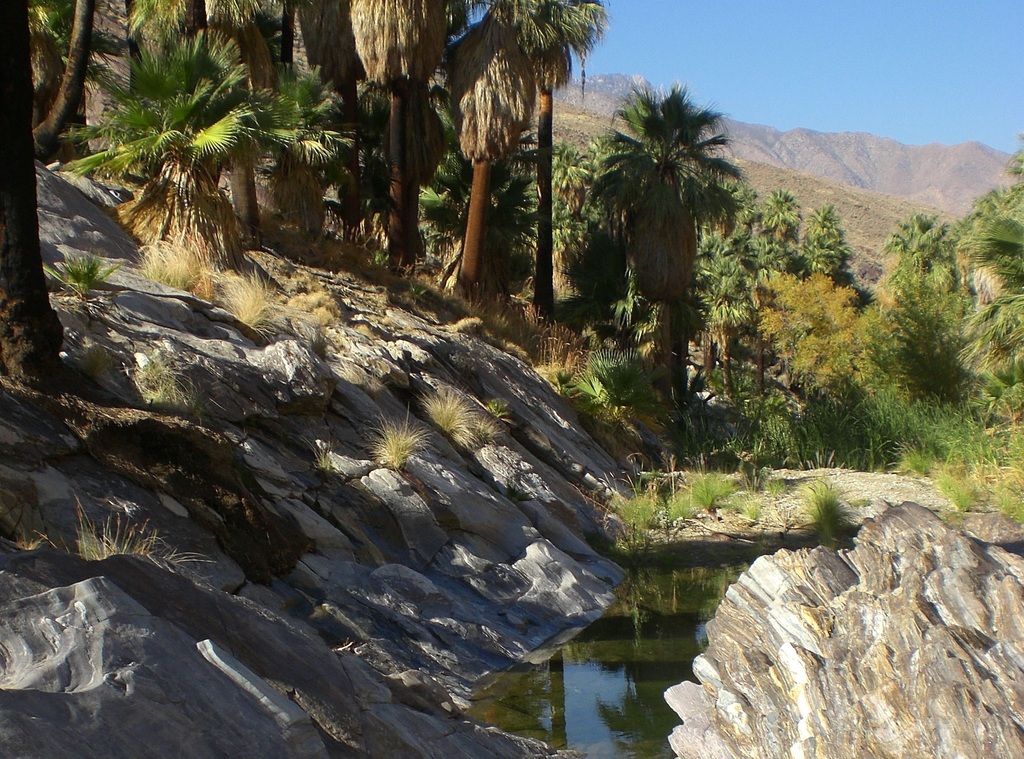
666,503,1024,759
0,549,575,758
0,166,629,756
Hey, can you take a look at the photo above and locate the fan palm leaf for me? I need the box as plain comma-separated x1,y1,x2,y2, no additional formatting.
69,34,289,265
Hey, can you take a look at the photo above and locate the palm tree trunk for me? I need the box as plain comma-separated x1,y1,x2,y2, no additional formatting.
0,2,64,380
676,324,691,400
230,157,261,250
655,302,675,399
533,88,555,318
723,338,734,398
458,158,492,298
124,0,140,61
33,0,95,160
340,75,362,240
703,335,716,380
280,2,295,65
184,0,208,37
387,77,410,269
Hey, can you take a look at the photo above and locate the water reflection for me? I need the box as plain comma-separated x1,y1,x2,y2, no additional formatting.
469,566,742,758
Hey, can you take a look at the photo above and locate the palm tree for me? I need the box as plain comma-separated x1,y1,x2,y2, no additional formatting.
270,68,349,236
351,0,447,269
421,118,536,293
449,7,536,297
759,188,801,244
31,0,96,160
299,0,364,238
0,0,64,379
70,35,288,268
801,204,852,284
883,213,957,296
594,85,740,399
967,215,1024,367
510,0,606,317
697,233,754,397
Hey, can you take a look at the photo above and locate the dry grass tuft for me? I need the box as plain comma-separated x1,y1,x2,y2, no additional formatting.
368,416,429,470
421,386,498,448
139,241,216,299
218,273,280,336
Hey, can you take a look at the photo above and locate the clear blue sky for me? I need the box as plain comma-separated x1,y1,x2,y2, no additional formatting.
584,0,1023,154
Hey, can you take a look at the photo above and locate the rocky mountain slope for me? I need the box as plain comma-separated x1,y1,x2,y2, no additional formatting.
557,74,1011,216
0,166,629,757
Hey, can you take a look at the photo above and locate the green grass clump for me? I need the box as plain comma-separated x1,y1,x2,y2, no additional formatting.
897,446,936,476
46,253,121,298
312,440,336,475
935,468,980,512
134,353,194,411
369,417,428,470
801,480,855,548
685,471,736,512
76,341,114,378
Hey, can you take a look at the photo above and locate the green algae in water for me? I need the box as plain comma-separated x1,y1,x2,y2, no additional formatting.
469,566,742,758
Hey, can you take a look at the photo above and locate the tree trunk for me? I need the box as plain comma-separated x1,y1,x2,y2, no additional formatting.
675,318,691,401
533,88,555,318
458,158,492,299
387,77,410,270
341,75,362,240
0,2,64,380
723,338,734,398
32,0,96,161
229,156,261,250
703,335,716,380
124,0,140,61
184,0,208,37
655,302,675,400
280,2,295,66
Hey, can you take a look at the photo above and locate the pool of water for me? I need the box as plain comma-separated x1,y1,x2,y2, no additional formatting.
468,566,743,758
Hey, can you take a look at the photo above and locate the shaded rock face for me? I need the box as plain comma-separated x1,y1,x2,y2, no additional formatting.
666,503,1024,759
0,167,627,756
0,550,572,758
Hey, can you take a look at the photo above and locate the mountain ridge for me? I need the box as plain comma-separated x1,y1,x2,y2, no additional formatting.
557,74,1012,215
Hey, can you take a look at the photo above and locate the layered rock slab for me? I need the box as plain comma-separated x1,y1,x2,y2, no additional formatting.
0,549,577,758
667,502,1024,759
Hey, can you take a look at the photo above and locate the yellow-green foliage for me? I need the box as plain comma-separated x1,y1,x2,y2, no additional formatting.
760,272,864,395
